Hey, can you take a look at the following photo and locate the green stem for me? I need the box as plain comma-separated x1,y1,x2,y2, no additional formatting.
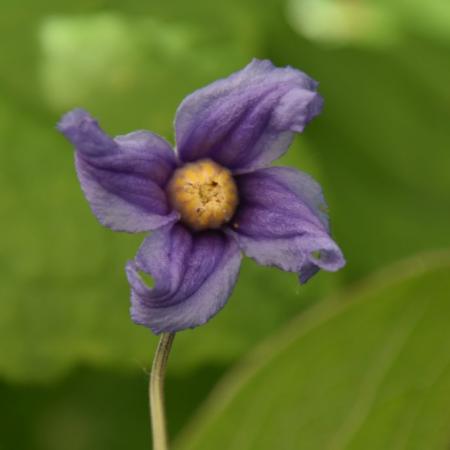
149,332,175,450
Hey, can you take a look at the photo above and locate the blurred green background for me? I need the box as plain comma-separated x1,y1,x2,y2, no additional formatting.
1,0,450,449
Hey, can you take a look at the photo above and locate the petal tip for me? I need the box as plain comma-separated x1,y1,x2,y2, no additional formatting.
245,57,275,73
300,245,346,283
58,108,116,157
57,108,92,135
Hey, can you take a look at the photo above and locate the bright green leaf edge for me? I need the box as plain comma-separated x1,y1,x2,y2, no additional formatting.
175,250,450,450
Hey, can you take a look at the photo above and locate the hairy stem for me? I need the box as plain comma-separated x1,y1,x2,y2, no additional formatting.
149,332,175,450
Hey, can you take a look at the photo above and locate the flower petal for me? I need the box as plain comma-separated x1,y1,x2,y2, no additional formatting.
175,59,323,173
229,167,345,283
126,223,242,333
58,109,179,232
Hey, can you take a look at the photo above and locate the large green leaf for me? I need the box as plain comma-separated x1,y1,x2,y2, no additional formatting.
175,251,450,450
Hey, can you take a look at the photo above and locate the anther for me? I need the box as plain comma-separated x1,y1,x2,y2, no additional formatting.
167,159,238,231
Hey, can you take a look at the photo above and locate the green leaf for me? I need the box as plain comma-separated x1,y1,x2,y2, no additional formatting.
175,251,450,450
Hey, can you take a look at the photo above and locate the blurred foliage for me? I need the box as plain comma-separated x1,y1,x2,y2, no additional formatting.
0,364,223,450
273,30,450,280
1,0,450,448
287,0,450,47
176,252,450,450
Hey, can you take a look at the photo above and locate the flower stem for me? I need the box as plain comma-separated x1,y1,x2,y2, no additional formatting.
149,332,175,450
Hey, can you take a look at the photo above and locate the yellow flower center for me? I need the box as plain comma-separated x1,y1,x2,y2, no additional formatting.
167,159,238,231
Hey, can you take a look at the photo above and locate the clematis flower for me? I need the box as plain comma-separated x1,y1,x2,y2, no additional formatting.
58,59,345,334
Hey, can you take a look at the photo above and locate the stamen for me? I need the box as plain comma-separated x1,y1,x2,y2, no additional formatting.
167,159,238,231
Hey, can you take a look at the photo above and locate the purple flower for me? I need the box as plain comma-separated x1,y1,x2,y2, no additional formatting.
58,59,345,334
